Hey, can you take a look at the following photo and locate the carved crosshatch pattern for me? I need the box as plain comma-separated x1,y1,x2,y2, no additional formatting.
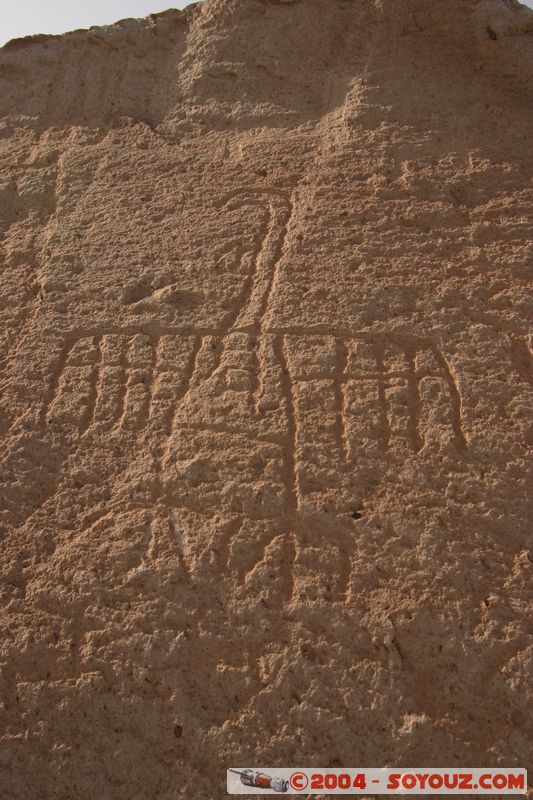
41,186,467,475
42,329,467,466
35,186,473,594
38,329,469,611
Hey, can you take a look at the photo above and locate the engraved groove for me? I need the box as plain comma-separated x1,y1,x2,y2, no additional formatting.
375,342,391,451
159,335,203,478
79,336,103,434
273,334,299,512
40,338,76,427
282,533,296,606
215,517,244,571
40,329,469,461
334,337,349,461
431,347,468,451
110,339,130,430
406,346,424,452
169,510,192,582
192,189,293,398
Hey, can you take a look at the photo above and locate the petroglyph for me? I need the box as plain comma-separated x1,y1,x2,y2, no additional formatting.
214,511,356,607
284,334,467,500
42,328,468,479
39,325,470,587
44,332,198,434
175,189,294,400
219,189,293,335
2,0,532,790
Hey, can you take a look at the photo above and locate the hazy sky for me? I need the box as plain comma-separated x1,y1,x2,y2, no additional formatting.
1,1,194,46
2,0,533,47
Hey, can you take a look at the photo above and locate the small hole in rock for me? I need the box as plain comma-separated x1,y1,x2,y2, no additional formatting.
174,723,183,739
351,510,363,520
486,26,497,40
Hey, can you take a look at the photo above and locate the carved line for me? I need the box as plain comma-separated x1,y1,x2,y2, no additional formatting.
41,328,468,458
217,202,270,335
249,337,261,415
80,336,103,435
145,335,159,427
336,545,352,604
334,338,349,461
110,338,129,429
168,510,191,582
254,334,272,416
136,508,192,580
233,195,293,335
273,334,299,512
375,342,391,451
158,335,203,485
40,337,76,426
174,421,282,447
195,191,272,390
144,510,157,562
214,517,244,571
192,190,293,395
282,532,296,606
431,348,467,451
116,337,136,431
406,346,424,453
41,324,460,343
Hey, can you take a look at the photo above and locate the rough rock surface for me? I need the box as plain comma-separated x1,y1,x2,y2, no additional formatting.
0,0,532,797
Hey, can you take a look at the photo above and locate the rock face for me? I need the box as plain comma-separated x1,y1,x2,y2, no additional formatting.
0,0,532,797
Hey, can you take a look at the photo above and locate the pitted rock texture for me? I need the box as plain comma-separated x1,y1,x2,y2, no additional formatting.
0,1,532,798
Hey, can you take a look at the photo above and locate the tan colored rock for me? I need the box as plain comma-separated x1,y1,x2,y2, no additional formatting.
0,0,532,797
